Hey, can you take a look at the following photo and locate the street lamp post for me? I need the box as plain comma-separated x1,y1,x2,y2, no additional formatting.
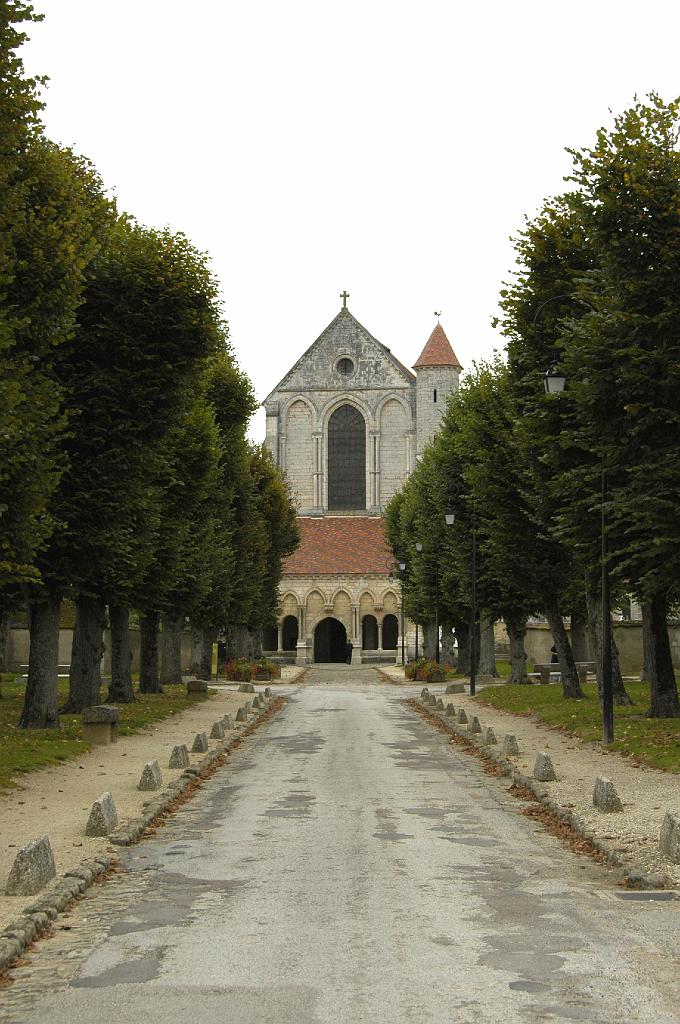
398,560,407,665
543,368,614,744
415,542,422,660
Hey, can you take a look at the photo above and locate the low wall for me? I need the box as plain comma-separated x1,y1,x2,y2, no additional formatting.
497,621,680,676
6,627,192,676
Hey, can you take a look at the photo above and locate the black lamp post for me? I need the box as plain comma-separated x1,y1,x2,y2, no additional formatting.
543,368,614,744
398,560,407,665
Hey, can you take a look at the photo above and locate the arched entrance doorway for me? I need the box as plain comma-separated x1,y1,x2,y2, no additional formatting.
282,615,298,651
383,614,399,650
314,617,348,663
362,614,378,650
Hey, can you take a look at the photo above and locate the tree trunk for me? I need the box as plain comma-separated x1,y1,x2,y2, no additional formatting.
198,628,216,679
440,622,456,666
160,611,183,685
63,594,105,712
544,597,584,699
0,609,10,697
422,621,438,660
108,604,135,703
570,610,589,662
139,610,161,693
19,590,61,729
454,619,470,674
641,601,654,683
190,626,204,676
505,614,528,684
585,573,632,706
478,612,497,677
645,591,680,717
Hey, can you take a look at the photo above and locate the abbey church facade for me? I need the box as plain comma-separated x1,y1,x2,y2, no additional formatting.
262,298,461,664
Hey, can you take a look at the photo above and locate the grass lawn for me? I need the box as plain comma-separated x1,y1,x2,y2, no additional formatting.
476,680,680,773
0,676,212,791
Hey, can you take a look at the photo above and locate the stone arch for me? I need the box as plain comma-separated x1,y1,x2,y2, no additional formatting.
281,614,298,651
305,589,326,631
281,592,299,616
314,617,348,663
327,403,366,511
381,590,399,614
331,589,352,631
285,399,314,508
362,614,378,650
382,613,399,650
359,591,375,619
378,396,410,506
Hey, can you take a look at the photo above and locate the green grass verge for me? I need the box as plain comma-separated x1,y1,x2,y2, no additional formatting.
0,679,212,791
476,680,680,773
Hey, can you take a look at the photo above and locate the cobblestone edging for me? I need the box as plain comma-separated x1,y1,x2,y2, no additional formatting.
0,696,285,975
409,698,671,891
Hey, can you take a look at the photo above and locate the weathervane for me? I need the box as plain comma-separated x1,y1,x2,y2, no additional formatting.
341,290,350,308
434,310,442,321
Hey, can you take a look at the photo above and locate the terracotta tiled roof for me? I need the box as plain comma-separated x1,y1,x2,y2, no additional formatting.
412,323,462,369
282,516,393,575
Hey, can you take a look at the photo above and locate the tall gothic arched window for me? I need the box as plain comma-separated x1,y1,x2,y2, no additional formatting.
328,404,366,510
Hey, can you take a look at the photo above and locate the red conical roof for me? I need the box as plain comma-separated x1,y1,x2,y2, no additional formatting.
412,323,462,370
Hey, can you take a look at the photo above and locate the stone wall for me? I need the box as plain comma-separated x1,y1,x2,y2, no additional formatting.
496,620,680,676
415,365,459,456
6,627,193,676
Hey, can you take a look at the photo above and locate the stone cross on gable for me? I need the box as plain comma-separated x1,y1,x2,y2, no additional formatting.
340,290,349,308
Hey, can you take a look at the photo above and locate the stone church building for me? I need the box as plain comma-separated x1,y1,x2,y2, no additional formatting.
262,296,461,664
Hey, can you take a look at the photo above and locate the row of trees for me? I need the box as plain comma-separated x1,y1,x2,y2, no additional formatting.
0,2,299,726
386,94,680,718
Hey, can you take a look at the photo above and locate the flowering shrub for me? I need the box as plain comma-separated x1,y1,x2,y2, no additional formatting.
224,657,281,681
224,658,252,682
405,658,456,683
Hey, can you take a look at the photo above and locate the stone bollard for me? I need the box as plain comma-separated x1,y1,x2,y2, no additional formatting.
659,812,680,863
445,703,456,717
236,706,247,722
192,732,208,753
221,714,233,730
435,698,445,710
533,752,557,782
169,744,190,769
82,705,119,746
467,715,482,734
5,836,57,896
210,720,225,739
186,678,209,696
238,682,255,693
593,776,623,813
420,687,430,698
445,682,466,694
253,695,264,709
456,708,468,725
502,734,520,756
138,760,162,791
482,726,497,745
264,687,273,698
85,793,119,837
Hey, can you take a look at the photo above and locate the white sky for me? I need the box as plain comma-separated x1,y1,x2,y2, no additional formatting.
23,0,680,439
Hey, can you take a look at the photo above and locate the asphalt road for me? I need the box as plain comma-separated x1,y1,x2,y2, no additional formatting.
3,668,679,1023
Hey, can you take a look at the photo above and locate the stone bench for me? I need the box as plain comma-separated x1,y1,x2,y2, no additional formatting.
82,705,119,745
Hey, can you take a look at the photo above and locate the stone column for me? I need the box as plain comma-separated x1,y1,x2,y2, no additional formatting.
278,433,286,473
377,620,383,652
369,430,380,511
277,623,283,654
313,431,323,510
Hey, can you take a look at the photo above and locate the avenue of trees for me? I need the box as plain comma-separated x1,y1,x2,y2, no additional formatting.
0,1,299,726
387,94,680,718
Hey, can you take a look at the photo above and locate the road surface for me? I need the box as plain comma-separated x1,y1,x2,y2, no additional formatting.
3,668,679,1023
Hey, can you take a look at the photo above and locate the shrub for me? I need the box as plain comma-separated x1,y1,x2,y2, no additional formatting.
406,658,456,683
224,658,252,682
